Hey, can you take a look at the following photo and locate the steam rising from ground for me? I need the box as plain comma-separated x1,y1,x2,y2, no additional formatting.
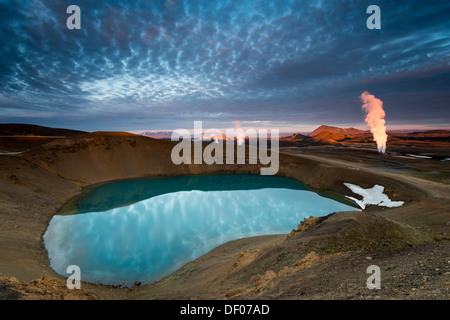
360,91,388,153
234,120,245,145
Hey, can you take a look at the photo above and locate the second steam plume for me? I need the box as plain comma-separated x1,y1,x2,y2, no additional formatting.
360,91,388,154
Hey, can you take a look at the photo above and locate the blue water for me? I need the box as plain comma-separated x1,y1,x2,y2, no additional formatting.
43,174,355,286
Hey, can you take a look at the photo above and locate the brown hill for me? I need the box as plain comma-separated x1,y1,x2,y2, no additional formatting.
280,127,363,147
18,131,266,184
0,124,87,153
289,133,309,140
311,130,345,142
309,125,368,137
279,132,345,147
0,123,86,137
19,132,176,184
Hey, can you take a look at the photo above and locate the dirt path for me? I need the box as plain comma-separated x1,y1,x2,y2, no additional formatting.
285,152,450,199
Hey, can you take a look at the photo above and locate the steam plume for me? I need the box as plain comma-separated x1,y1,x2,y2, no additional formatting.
360,91,388,153
234,120,245,145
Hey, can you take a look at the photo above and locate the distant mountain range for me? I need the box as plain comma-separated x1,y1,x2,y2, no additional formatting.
280,125,450,147
139,131,174,139
0,124,87,153
0,123,86,137
1,123,448,145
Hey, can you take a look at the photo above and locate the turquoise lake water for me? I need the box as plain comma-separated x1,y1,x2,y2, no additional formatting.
43,174,356,286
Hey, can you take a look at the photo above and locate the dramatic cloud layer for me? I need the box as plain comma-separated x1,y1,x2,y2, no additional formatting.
0,0,449,131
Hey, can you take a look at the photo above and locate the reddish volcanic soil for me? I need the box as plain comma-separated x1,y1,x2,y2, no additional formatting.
280,125,450,160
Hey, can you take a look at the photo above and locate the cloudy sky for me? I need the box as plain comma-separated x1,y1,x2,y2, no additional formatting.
0,0,449,132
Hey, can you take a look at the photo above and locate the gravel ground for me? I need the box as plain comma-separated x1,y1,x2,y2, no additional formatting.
258,241,449,300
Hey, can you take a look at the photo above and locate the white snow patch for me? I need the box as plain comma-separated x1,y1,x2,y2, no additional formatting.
344,183,404,210
441,158,450,162
0,152,22,156
406,154,432,159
